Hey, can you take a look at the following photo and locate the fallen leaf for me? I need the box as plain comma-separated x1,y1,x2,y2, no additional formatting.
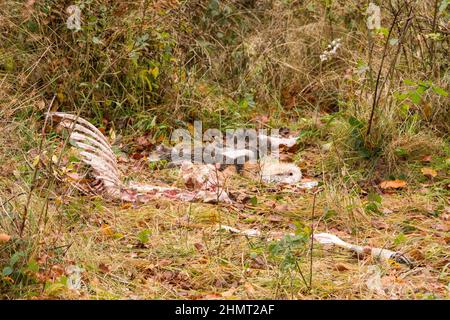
130,153,144,160
194,243,204,251
379,180,407,189
221,165,237,178
159,259,172,267
273,204,291,213
202,293,222,299
253,114,269,124
244,282,256,295
421,167,437,178
100,224,114,237
432,223,449,232
51,264,65,277
121,203,132,209
371,219,389,230
409,249,424,261
334,262,352,271
98,263,111,273
267,214,286,222
0,233,11,243
136,136,151,147
36,100,46,110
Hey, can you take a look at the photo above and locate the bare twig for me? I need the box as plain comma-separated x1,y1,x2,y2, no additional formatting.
19,95,56,237
309,190,318,289
366,4,406,137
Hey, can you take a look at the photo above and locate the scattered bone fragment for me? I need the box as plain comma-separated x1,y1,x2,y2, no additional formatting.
218,225,261,237
313,233,412,266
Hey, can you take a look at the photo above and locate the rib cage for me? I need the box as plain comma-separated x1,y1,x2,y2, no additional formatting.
51,112,122,197
48,112,232,203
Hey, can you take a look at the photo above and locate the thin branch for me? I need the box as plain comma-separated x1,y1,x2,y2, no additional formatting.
19,95,56,237
366,4,406,137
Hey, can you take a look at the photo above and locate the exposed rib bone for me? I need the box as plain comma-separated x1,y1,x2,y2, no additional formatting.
51,112,111,146
59,121,115,157
78,151,121,183
49,112,232,204
70,132,117,167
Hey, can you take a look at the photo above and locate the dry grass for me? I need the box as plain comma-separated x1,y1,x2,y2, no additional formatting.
1,0,449,300
1,143,448,299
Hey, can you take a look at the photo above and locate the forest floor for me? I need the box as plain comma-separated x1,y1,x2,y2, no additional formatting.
0,0,449,300
3,139,447,300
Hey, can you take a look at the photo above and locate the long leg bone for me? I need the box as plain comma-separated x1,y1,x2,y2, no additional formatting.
313,233,413,266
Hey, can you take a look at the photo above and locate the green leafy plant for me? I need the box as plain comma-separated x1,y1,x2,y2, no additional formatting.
137,229,152,244
397,79,448,105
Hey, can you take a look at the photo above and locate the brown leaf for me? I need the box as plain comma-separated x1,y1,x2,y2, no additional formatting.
221,165,237,178
121,203,132,209
279,153,294,162
222,288,237,298
409,249,424,261
273,204,291,213
202,293,222,299
136,136,151,147
100,224,114,237
159,259,172,267
371,219,389,230
131,153,144,160
421,167,437,178
267,214,286,222
36,100,46,110
194,243,204,251
236,193,251,203
162,271,174,281
98,263,111,273
0,233,11,243
334,262,352,271
253,114,269,124
432,223,449,232
51,264,65,277
379,180,407,189
244,282,256,295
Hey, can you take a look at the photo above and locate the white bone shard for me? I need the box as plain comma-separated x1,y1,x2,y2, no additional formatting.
259,157,302,185
313,232,412,266
219,225,261,237
258,134,298,148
